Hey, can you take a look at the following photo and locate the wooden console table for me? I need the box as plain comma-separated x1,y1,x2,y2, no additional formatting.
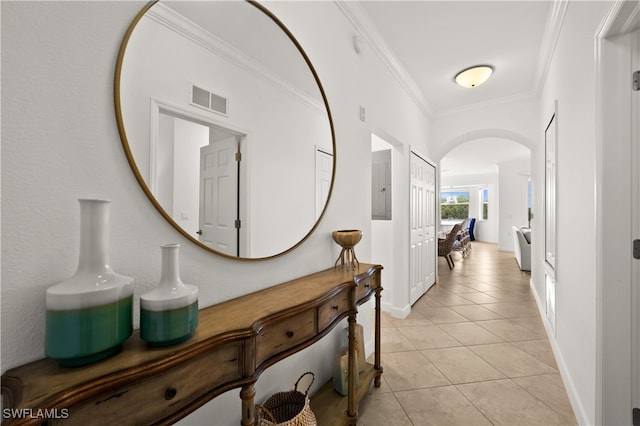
1,264,382,425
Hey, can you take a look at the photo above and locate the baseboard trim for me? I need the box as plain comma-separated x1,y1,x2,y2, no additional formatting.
382,301,411,319
530,279,591,425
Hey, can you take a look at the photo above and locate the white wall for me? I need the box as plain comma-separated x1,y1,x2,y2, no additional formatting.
157,114,176,214
172,119,209,234
1,1,432,424
497,158,530,250
532,2,613,424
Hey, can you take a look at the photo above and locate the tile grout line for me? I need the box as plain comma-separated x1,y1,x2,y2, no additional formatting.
367,243,577,425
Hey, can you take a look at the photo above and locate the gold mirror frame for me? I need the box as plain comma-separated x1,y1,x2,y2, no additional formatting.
114,0,336,261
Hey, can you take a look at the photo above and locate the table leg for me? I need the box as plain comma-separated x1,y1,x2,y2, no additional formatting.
240,384,256,426
374,288,383,387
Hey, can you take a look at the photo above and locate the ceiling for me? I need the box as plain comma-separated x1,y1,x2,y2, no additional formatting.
358,1,552,114
353,1,553,177
163,1,554,116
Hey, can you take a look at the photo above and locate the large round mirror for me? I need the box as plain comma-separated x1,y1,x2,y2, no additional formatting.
115,1,335,260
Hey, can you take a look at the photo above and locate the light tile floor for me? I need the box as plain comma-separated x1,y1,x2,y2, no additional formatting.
358,242,577,426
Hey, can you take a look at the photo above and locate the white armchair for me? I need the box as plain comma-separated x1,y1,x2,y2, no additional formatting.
512,226,531,271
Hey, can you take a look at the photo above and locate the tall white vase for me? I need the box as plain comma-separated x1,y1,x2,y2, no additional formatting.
45,199,133,366
140,244,198,346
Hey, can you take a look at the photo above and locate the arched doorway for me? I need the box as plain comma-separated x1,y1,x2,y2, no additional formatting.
438,137,531,252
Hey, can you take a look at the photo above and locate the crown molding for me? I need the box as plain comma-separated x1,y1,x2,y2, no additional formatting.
532,0,569,96
619,0,640,33
597,0,640,38
336,0,570,120
145,3,325,114
334,1,434,120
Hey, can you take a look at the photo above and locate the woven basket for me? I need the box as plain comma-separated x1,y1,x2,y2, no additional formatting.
256,372,317,426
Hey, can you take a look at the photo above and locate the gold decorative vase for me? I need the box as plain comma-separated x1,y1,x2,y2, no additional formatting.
332,230,362,270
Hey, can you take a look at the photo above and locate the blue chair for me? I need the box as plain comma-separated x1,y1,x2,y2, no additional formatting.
468,218,476,241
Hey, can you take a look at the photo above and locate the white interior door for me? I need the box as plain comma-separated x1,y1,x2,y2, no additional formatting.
410,152,436,305
199,136,238,256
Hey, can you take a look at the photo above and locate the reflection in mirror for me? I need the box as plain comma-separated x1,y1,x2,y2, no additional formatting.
116,1,335,259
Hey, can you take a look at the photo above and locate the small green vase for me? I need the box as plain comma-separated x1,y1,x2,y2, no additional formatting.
140,244,198,346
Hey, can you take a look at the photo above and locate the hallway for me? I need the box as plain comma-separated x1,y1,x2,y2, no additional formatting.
359,242,577,425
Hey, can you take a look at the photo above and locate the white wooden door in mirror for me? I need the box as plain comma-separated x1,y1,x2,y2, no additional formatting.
199,137,239,256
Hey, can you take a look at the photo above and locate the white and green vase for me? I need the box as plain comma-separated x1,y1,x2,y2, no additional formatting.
45,199,133,367
140,244,198,346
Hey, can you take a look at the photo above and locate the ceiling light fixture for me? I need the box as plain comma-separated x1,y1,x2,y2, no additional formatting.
454,65,494,88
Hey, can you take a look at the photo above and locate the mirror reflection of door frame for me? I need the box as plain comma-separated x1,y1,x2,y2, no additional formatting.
149,98,247,255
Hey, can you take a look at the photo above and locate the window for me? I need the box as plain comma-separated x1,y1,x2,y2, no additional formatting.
440,191,469,220
480,188,489,220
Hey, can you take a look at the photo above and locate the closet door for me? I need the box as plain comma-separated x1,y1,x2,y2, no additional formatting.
410,152,436,305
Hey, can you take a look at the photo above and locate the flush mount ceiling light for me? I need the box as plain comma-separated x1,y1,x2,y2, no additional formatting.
454,65,494,88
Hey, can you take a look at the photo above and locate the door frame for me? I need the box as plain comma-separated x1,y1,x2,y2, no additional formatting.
149,98,247,194
595,2,640,424
633,26,640,423
149,98,248,253
631,26,640,422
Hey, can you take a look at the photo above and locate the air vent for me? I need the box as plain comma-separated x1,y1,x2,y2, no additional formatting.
190,85,228,116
